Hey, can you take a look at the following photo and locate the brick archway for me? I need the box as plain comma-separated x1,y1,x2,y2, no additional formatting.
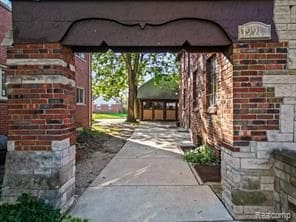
62,18,231,51
3,0,296,220
12,0,275,50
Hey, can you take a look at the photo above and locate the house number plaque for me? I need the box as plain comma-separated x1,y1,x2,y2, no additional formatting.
238,22,271,40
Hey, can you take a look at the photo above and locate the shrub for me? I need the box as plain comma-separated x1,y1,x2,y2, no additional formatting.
76,128,102,144
182,144,217,166
0,193,88,222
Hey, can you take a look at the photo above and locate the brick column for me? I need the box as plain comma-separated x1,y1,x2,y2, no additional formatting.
220,0,296,219
221,42,289,220
1,43,76,210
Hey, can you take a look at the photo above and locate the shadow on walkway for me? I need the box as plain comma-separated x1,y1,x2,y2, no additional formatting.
71,122,233,222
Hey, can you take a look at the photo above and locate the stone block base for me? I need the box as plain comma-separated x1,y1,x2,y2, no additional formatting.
222,190,274,220
273,150,296,221
221,147,275,220
1,143,75,210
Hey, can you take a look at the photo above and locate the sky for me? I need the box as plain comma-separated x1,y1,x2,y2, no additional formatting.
0,0,11,8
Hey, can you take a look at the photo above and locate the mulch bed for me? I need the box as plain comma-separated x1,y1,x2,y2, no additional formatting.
179,145,221,184
193,165,221,183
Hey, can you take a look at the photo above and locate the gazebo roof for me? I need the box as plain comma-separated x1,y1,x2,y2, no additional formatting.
137,78,178,100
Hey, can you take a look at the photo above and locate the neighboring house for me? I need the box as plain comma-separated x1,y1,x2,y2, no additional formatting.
138,78,178,121
93,97,124,113
0,3,92,135
0,1,11,136
95,104,123,113
74,53,92,128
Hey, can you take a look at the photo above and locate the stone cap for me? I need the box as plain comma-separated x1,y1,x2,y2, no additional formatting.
273,149,296,168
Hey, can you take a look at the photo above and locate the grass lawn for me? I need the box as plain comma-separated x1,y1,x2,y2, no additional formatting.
93,113,127,119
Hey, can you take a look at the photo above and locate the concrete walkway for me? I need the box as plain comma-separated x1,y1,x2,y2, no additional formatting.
71,122,233,222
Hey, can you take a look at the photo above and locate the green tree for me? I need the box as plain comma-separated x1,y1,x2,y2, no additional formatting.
92,51,179,122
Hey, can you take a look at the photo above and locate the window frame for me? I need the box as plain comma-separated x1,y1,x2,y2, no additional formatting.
0,65,7,100
206,56,218,108
143,101,153,110
153,101,164,110
166,102,176,110
192,70,199,111
76,87,85,105
75,53,86,61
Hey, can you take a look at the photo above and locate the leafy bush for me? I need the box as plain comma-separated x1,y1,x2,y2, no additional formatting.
182,144,217,166
76,128,102,144
0,193,88,222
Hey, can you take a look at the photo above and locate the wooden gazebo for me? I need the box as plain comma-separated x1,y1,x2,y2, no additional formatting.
138,78,179,121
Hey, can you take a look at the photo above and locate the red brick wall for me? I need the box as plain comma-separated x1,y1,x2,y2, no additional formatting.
0,101,7,135
74,54,92,128
95,104,123,113
179,52,233,154
0,4,11,65
232,42,287,150
0,4,11,135
179,42,288,153
111,104,123,113
7,43,76,150
97,104,109,113
0,4,92,134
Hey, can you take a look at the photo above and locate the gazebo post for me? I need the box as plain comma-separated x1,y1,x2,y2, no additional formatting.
164,101,167,121
140,100,144,121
